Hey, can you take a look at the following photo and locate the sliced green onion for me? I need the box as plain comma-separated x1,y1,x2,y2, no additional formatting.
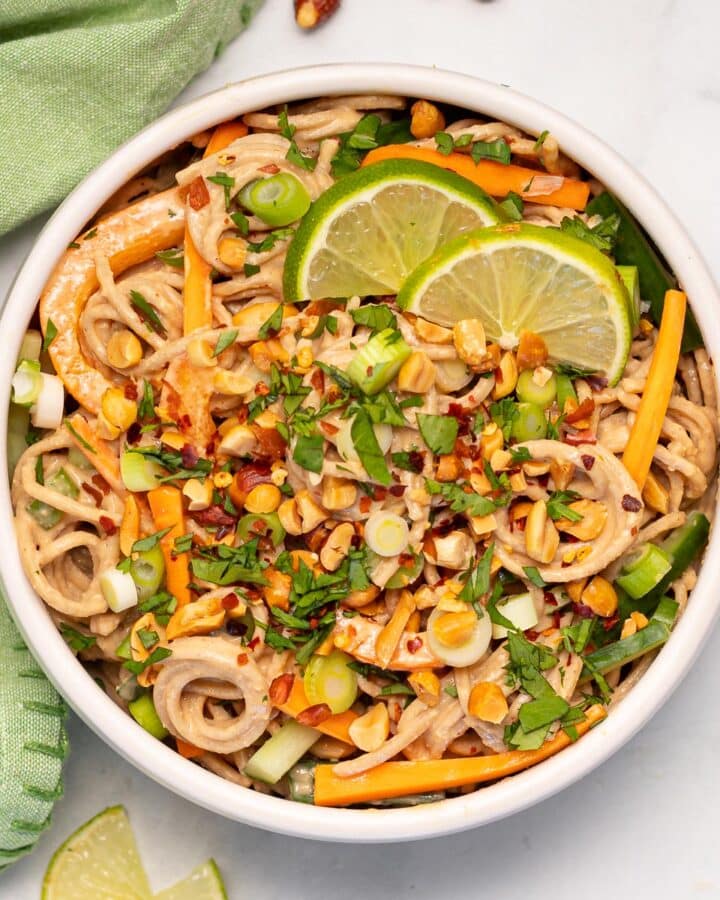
237,512,286,547
554,372,577,411
129,546,165,601
115,634,132,660
583,597,678,676
120,450,164,492
31,374,65,429
491,592,538,640
239,173,311,227
616,543,672,599
288,760,316,803
18,329,42,363
244,720,320,784
516,369,557,408
27,468,79,530
510,402,547,441
345,328,411,395
100,567,138,613
128,692,168,740
67,445,95,470
303,650,358,714
427,605,492,668
385,550,423,589
7,405,30,477
11,359,42,407
617,265,640,327
364,511,409,558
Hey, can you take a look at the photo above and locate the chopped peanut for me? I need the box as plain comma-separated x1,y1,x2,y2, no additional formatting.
469,513,497,538
107,330,143,369
375,591,415,668
436,453,462,482
480,423,503,460
490,449,512,472
322,475,357,510
295,490,328,532
432,610,476,647
631,611,649,630
398,350,436,393
182,477,213,511
453,318,487,367
408,671,441,707
549,458,575,492
232,301,286,332
581,575,618,618
218,236,247,270
320,522,355,571
525,500,559,564
245,483,282,514
277,497,303,535
348,703,390,752
642,471,670,515
491,351,518,400
219,424,257,457
566,578,588,603
470,469,492,495
516,330,548,370
414,317,453,344
249,339,288,372
262,569,292,611
161,429,187,451
468,682,508,724
410,100,446,139
343,585,380,609
509,470,528,492
213,369,254,395
166,597,227,640
555,499,607,541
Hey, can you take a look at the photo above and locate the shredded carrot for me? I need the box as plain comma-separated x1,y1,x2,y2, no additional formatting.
204,120,249,157
147,486,192,608
622,290,687,489
278,677,357,745
176,738,204,759
313,704,606,806
362,145,590,210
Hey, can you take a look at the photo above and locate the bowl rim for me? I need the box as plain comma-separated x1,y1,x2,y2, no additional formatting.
1,62,719,843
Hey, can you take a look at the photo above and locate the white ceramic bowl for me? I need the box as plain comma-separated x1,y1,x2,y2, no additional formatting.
1,64,719,843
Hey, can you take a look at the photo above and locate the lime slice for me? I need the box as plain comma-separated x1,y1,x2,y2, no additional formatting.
42,806,151,900
398,223,631,385
154,860,227,900
283,158,503,300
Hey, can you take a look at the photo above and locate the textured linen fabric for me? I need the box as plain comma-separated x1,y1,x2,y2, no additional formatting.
0,596,69,869
0,0,265,235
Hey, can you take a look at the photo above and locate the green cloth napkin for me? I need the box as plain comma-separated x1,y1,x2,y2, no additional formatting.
0,0,265,236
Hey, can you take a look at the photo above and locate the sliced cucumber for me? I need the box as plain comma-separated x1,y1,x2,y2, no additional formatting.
244,721,320,785
345,328,411,395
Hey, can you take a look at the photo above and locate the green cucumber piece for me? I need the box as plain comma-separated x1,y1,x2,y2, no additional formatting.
244,720,320,785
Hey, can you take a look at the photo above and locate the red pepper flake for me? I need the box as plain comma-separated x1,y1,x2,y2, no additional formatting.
406,637,423,654
581,454,595,470
126,421,142,445
372,486,388,502
572,602,595,619
310,368,325,392
248,636,261,651
524,629,539,641
544,590,558,607
222,593,240,610
319,421,338,436
237,653,249,666
188,175,210,210
621,494,642,512
181,443,199,468
178,414,192,433
587,375,609,392
297,703,332,727
91,474,110,495
602,615,620,631
389,484,406,497
99,515,117,535
552,611,562,630
258,163,280,174
269,673,294,706
447,402,474,437
359,496,372,514
256,381,270,396
564,430,596,446
565,397,595,424
193,505,236,528
123,381,138,401
82,481,104,507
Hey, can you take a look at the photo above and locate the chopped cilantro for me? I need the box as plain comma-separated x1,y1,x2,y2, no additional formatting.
350,304,398,334
523,566,547,588
207,172,235,209
560,214,620,254
213,329,238,357
292,433,324,474
546,490,582,522
471,139,511,165
425,480,497,517
129,290,166,337
59,623,96,653
416,413,458,455
155,248,184,268
42,319,58,352
258,304,283,339
131,527,172,553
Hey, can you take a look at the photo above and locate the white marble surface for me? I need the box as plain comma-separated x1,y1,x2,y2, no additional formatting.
3,0,720,896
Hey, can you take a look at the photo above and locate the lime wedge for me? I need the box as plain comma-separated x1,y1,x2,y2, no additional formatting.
154,860,227,900
283,159,503,300
398,223,631,385
42,806,151,900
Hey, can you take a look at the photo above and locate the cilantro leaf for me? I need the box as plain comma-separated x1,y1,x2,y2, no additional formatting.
458,544,494,605
207,172,235,209
129,290,166,337
123,646,171,675
499,191,524,222
523,566,547,588
258,304,283,339
416,413,458,455
471,139,511,165
213,329,238,357
546,490,583,522
292,433,324,474
59,623,96,653
131,527,172,553
559,214,620,254
42,320,58,352
351,408,392,485
435,132,455,155
350,304,398,334
425,480,496,517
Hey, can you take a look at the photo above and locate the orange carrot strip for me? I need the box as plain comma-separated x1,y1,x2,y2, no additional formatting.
147,486,192,608
622,290,687,489
314,704,606,806
182,230,213,336
362,145,590,211
204,120,249,157
279,678,357,745
176,738,204,759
